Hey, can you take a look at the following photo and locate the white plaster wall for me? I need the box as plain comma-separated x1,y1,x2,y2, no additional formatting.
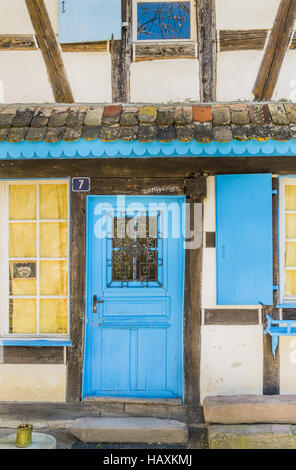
130,60,199,103
217,51,265,102
0,364,66,401
0,51,54,103
0,0,34,34
273,50,296,102
280,336,296,394
216,0,280,30
62,53,112,103
200,325,263,403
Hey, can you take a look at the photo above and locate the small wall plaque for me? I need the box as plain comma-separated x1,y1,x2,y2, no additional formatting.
13,262,36,279
72,177,90,192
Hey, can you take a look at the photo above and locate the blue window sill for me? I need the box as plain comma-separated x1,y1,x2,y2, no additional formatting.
0,339,72,347
276,304,296,309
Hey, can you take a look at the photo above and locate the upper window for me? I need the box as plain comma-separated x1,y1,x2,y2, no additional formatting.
0,180,70,341
280,178,296,304
135,1,192,41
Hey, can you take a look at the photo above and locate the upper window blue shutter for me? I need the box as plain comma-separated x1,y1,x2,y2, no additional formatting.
216,174,273,306
59,0,122,43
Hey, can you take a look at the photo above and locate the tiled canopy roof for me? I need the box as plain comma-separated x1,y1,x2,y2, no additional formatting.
0,103,296,144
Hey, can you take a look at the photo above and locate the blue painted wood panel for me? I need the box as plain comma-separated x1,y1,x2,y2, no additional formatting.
82,196,185,399
216,174,273,305
59,0,122,44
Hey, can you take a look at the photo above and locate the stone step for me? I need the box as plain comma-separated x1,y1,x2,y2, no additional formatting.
69,417,188,444
203,395,296,424
209,424,296,449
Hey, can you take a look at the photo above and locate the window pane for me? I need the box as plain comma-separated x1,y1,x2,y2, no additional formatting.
40,299,68,334
9,185,36,220
40,223,68,258
286,214,296,238
39,184,68,219
9,223,36,258
9,261,37,296
40,261,67,296
286,185,296,210
137,2,191,40
285,270,296,296
9,299,37,334
286,242,296,267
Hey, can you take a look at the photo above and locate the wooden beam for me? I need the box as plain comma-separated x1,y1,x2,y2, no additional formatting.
61,41,108,53
290,31,296,49
219,30,268,52
197,0,217,102
0,34,37,50
263,306,280,395
253,0,296,101
134,42,195,62
111,0,132,102
25,0,74,103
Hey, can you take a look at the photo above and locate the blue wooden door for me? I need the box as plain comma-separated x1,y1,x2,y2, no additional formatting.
82,196,185,399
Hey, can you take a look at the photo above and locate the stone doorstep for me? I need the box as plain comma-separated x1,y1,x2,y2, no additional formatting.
203,395,296,424
69,417,189,444
209,424,296,449
83,396,183,406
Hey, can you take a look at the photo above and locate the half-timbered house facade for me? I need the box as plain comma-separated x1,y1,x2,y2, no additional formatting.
0,0,296,435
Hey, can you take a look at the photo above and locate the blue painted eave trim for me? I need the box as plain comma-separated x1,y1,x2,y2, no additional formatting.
0,339,72,347
1,139,296,159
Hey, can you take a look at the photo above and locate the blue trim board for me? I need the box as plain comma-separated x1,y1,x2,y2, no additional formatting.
1,139,296,159
0,340,72,346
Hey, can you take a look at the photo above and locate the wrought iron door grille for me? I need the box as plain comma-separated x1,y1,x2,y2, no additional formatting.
106,213,163,287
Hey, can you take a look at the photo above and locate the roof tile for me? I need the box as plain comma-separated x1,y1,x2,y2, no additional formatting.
213,125,233,143
100,125,121,141
193,105,212,123
31,107,52,127
66,106,88,127
12,108,35,127
175,106,193,125
268,103,289,125
0,128,8,141
120,126,138,141
249,104,271,125
194,122,213,143
63,127,82,142
252,124,271,141
138,124,156,142
156,106,175,125
156,125,176,142
212,105,231,126
232,124,252,141
230,104,250,125
7,127,29,142
0,107,17,128
84,106,104,127
48,107,70,128
26,127,47,142
284,104,296,125
270,125,291,141
44,127,65,143
102,105,122,126
120,107,139,127
81,126,101,140
176,124,194,142
138,107,157,124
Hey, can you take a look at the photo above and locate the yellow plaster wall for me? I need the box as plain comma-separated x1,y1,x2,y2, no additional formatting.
0,364,66,402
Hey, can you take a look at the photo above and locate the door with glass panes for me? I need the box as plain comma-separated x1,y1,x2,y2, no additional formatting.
83,195,185,398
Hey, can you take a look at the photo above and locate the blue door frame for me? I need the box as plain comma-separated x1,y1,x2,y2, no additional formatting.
82,195,185,399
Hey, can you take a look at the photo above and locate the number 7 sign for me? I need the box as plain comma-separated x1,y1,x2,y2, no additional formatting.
72,177,90,192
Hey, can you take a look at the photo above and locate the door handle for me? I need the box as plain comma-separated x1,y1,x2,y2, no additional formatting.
93,295,104,313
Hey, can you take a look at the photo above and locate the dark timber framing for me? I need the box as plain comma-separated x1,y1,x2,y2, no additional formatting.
204,309,259,325
25,0,74,103
253,0,296,101
262,177,280,395
111,0,132,102
197,0,217,102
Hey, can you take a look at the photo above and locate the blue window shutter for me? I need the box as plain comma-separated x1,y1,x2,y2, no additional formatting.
59,0,122,43
216,174,273,305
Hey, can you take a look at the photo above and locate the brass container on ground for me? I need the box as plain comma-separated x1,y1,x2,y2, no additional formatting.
16,424,33,448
